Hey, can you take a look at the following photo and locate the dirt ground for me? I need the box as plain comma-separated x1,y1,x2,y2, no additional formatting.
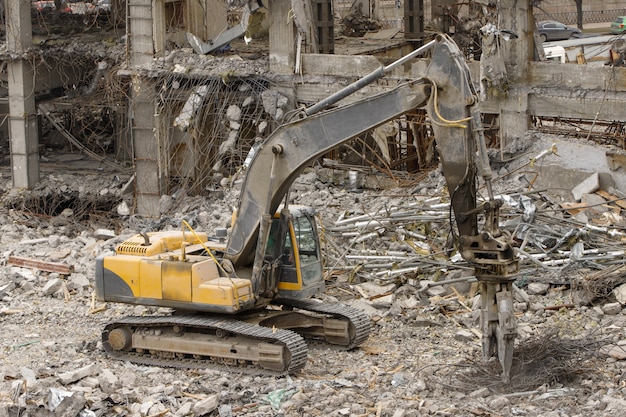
1,139,626,417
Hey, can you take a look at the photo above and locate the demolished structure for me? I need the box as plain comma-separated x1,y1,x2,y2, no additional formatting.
2,0,626,212
2,0,626,377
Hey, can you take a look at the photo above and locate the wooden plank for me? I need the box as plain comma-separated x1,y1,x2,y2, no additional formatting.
560,201,587,216
596,189,626,209
8,256,73,275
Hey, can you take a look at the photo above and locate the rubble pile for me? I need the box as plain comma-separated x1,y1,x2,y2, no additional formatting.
339,8,382,38
2,134,626,416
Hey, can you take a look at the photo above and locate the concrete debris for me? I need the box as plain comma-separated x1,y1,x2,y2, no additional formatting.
93,229,116,240
58,364,99,385
49,235,61,248
2,134,626,416
455,329,477,342
321,180,626,298
339,7,381,37
572,172,600,201
174,85,211,131
97,369,119,393
601,302,622,315
226,104,242,122
49,389,88,417
527,282,550,295
116,200,131,216
601,343,626,360
192,394,219,415
614,282,626,304
41,277,64,296
260,89,288,120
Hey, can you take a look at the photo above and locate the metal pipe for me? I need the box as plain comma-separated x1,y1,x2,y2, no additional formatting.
346,255,413,261
305,39,437,116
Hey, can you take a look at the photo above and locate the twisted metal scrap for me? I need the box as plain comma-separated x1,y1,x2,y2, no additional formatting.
571,264,626,304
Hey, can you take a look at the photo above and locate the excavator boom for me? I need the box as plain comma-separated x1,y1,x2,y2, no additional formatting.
225,80,431,267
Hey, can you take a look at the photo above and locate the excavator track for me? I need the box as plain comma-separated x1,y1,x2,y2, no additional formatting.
101,315,308,374
273,299,372,349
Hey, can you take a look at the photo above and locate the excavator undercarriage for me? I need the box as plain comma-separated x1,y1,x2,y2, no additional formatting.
101,300,371,373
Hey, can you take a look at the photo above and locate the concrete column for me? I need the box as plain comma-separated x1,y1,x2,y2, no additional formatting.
131,78,164,216
128,0,164,216
126,0,165,217
497,0,534,143
7,0,39,188
269,0,297,74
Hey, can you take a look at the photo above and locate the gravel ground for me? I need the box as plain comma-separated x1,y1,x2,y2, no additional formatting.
1,150,626,417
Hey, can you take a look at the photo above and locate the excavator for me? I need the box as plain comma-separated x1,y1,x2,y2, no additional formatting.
95,34,519,381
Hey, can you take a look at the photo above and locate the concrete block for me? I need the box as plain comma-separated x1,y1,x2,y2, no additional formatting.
527,282,549,295
454,329,476,342
94,229,116,240
426,285,448,298
571,172,599,201
48,235,61,248
614,283,626,305
42,278,63,296
98,369,119,393
602,302,622,315
192,394,219,416
226,104,241,121
117,201,131,215
69,273,90,289
58,364,99,385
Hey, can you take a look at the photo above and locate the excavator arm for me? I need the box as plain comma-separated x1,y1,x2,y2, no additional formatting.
226,34,519,381
423,38,519,383
225,80,431,266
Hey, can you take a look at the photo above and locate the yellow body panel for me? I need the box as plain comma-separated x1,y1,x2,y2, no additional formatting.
105,255,141,295
116,231,208,256
102,251,252,310
139,259,163,299
194,278,253,307
191,258,220,288
162,261,193,301
278,280,301,291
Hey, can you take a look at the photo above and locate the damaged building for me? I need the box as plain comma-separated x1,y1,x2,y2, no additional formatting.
1,0,626,216
5,1,626,413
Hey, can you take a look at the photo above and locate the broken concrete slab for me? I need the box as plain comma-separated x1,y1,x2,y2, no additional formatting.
58,364,99,385
614,283,626,305
347,298,380,317
192,394,219,416
601,344,626,360
572,173,600,202
53,391,87,417
602,302,622,315
354,282,396,299
526,282,550,296
527,137,622,200
42,278,64,296
93,229,116,240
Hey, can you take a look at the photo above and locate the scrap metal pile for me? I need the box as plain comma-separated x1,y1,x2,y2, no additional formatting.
318,167,626,306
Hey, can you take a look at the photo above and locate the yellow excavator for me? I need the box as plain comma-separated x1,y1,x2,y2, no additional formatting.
95,34,519,380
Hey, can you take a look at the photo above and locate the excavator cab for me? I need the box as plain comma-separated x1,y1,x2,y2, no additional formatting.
264,205,325,300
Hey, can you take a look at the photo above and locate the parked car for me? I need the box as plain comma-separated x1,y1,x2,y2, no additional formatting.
81,0,111,13
95,0,111,11
33,0,72,12
610,16,626,34
536,20,581,42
